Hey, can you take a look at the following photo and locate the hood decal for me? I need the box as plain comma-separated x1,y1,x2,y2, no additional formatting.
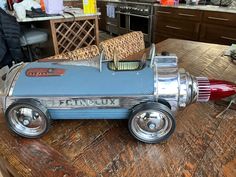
26,68,65,77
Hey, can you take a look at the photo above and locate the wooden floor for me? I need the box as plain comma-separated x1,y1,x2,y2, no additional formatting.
0,39,235,177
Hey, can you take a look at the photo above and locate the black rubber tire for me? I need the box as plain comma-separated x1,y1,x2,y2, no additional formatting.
128,102,176,144
5,99,51,138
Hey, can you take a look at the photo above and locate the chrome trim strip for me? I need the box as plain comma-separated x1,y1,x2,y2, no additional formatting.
3,63,25,111
8,64,25,97
178,70,195,107
149,44,156,68
6,95,156,110
155,55,179,112
153,62,158,101
191,76,198,103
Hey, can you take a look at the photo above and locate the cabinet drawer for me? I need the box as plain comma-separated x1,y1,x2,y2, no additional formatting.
155,7,174,17
203,11,236,27
174,8,202,21
155,6,202,21
200,24,236,45
155,17,200,40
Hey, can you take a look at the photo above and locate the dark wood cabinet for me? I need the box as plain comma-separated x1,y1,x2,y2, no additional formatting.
97,1,107,31
202,11,236,27
153,6,236,45
200,24,236,45
153,7,202,43
155,7,202,21
154,15,200,40
200,11,236,45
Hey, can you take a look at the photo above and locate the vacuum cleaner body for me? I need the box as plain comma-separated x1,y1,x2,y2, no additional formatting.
1,53,235,143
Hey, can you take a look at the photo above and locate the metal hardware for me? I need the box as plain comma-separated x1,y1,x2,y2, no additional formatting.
155,55,179,112
178,13,195,17
6,96,155,110
99,51,104,72
153,62,158,102
131,110,172,137
208,16,229,21
129,12,150,19
106,22,117,27
23,119,30,126
190,76,199,103
196,77,211,102
165,25,181,30
115,3,153,44
7,106,47,137
221,36,236,41
116,11,150,19
179,69,192,107
157,11,171,14
8,63,25,97
129,103,175,143
149,43,156,68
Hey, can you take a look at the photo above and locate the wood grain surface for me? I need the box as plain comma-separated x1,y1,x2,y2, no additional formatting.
0,39,235,177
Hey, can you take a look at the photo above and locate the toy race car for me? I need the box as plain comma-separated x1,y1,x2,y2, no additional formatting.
0,47,235,143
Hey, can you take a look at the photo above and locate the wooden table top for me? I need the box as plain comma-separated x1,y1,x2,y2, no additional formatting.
0,39,235,177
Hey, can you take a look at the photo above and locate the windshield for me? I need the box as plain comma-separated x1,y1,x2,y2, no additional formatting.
4,63,24,96
107,60,146,71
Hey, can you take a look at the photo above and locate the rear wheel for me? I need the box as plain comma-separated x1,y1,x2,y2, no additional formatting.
128,102,176,144
5,99,51,138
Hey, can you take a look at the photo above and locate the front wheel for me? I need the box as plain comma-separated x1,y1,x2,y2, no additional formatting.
5,99,51,138
128,102,176,144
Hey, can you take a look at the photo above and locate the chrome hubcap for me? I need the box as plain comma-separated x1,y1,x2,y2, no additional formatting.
131,109,172,142
8,106,47,137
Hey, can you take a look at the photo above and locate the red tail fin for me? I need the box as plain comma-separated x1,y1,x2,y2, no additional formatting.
196,78,236,101
209,80,236,100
